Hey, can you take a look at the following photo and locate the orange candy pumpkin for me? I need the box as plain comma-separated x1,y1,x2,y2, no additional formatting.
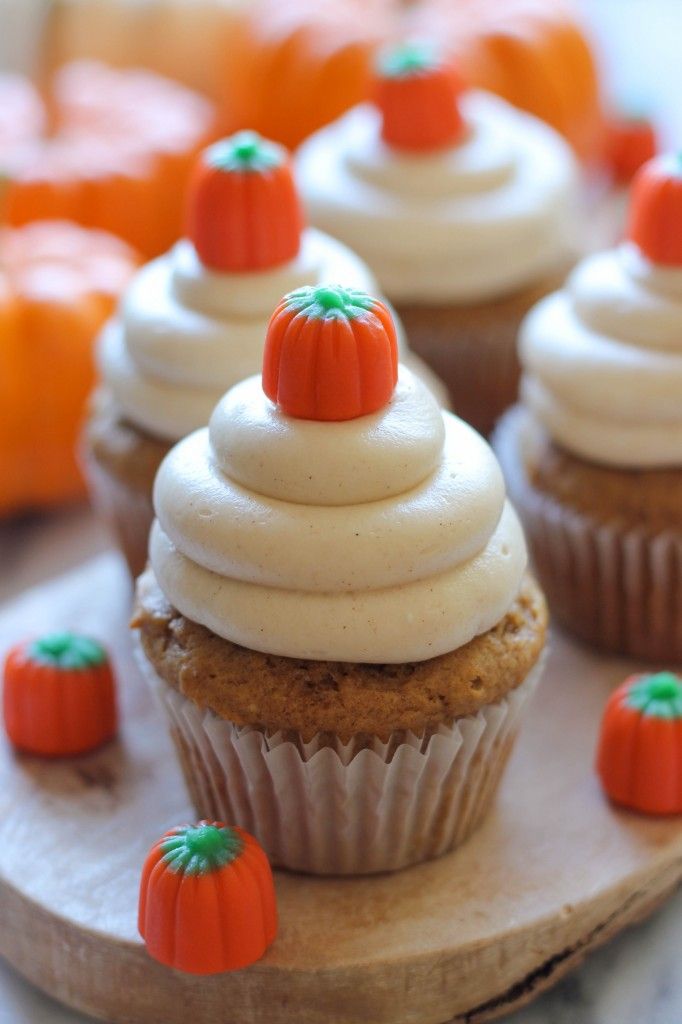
605,111,657,185
262,284,399,421
3,633,117,757
0,220,138,516
375,43,466,152
0,62,216,258
186,132,304,272
596,672,682,815
139,821,277,974
627,154,682,266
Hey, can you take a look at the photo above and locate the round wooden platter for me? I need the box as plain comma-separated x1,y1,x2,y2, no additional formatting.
0,554,681,1024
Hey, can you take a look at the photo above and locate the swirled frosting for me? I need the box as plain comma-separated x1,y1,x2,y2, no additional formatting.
96,228,379,441
149,366,527,663
295,92,578,304
520,242,682,468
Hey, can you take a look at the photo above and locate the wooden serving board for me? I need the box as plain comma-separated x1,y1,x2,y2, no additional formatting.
0,554,681,1024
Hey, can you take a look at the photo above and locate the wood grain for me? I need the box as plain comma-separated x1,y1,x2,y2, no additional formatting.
0,553,680,1024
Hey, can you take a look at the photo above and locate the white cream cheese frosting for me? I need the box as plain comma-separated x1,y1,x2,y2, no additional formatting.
149,365,527,663
520,242,682,468
295,91,578,305
96,228,382,441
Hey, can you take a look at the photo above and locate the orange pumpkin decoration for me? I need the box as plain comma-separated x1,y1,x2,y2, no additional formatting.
375,42,466,152
0,220,138,516
263,284,398,421
139,821,277,974
596,672,682,815
3,632,117,757
186,132,304,272
219,0,602,159
0,61,216,258
627,154,682,266
605,111,658,185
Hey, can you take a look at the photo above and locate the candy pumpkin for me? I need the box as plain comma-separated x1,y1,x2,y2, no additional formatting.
596,672,682,815
0,61,216,257
605,111,658,185
627,154,682,266
186,132,304,272
139,821,277,974
263,284,399,421
0,220,138,515
3,632,117,757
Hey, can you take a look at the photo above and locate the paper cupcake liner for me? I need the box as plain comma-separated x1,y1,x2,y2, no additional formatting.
82,449,155,580
136,643,543,875
495,406,682,663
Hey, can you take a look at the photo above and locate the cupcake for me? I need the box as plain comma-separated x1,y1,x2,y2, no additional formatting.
295,41,579,435
495,153,682,663
132,283,547,875
83,130,445,578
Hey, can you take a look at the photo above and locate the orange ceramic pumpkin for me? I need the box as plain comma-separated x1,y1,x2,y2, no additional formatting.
139,821,277,974
223,0,602,158
3,632,117,757
627,154,682,266
596,672,682,815
0,220,138,515
0,61,217,257
263,284,398,421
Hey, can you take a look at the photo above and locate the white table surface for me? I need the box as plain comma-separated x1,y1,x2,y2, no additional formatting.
2,2,682,1022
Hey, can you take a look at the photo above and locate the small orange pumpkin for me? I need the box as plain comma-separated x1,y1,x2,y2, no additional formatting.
262,284,398,421
0,62,216,258
186,132,304,272
596,672,682,815
139,821,277,974
627,154,682,266
0,220,138,516
605,111,658,185
3,632,117,757
374,42,466,153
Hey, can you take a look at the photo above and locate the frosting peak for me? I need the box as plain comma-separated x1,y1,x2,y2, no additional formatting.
150,364,526,663
520,242,682,468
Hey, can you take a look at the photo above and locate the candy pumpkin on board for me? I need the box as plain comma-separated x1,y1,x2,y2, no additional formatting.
0,61,216,258
0,220,138,516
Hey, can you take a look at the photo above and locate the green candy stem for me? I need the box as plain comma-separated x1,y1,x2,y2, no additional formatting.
161,824,243,876
29,632,107,671
283,283,375,320
206,131,283,174
626,671,682,719
378,41,439,79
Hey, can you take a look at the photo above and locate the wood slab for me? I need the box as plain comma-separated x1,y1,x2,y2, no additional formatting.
0,553,681,1024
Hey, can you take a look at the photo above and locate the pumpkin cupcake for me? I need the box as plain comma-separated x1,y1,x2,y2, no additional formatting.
295,41,579,435
495,153,682,662
132,284,547,875
83,131,445,578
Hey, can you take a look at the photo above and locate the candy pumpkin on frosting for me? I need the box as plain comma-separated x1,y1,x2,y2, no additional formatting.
139,821,277,974
597,672,682,815
3,632,117,757
0,220,138,516
186,131,304,272
375,42,466,152
627,154,682,266
262,284,398,421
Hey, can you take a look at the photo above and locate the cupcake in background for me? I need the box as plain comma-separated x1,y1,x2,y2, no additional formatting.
495,153,682,662
296,40,579,436
82,130,444,578
132,283,547,876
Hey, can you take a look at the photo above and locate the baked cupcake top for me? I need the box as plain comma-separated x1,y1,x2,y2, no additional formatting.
295,42,578,305
96,132,379,443
148,284,527,664
520,153,682,469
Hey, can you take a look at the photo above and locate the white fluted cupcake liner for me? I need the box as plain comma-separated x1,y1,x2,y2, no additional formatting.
136,643,543,875
495,406,682,662
82,449,155,580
